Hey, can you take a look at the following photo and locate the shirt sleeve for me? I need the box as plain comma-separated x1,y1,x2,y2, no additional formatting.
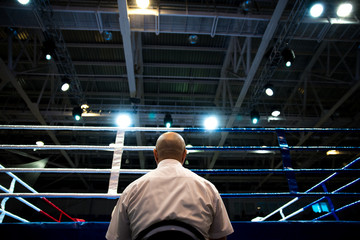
106,194,132,240
208,192,234,239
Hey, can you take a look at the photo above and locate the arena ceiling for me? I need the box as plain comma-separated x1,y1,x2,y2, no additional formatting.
0,0,359,222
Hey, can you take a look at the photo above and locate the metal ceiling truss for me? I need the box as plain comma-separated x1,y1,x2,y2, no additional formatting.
1,3,359,41
31,0,85,105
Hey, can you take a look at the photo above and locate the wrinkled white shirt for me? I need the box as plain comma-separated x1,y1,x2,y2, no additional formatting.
106,159,233,240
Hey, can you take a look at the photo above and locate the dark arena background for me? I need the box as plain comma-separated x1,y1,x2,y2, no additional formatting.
0,0,360,239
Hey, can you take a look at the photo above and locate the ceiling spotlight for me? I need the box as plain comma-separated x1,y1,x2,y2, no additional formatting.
326,150,340,155
336,3,353,17
310,3,324,18
61,77,70,92
250,110,260,125
281,47,295,67
242,0,252,12
136,0,150,9
188,35,199,45
204,116,218,130
102,31,112,41
17,0,30,5
264,84,274,96
42,39,56,61
72,106,83,121
81,104,89,111
271,109,281,117
35,141,44,147
164,113,173,128
116,114,132,128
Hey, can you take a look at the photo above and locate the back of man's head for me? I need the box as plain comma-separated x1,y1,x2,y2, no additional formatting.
155,132,186,162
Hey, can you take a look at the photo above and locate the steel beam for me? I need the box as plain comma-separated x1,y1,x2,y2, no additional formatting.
208,0,289,170
117,0,136,98
0,58,89,188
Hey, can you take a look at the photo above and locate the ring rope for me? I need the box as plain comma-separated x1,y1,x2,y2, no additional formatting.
0,192,359,199
0,125,359,222
258,156,360,221
0,168,360,174
1,125,360,132
0,145,359,151
280,178,360,221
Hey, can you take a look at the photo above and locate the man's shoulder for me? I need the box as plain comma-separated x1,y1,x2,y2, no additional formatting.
122,171,153,193
183,168,219,192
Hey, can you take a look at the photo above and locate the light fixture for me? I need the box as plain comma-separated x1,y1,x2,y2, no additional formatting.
336,3,353,17
61,77,70,92
310,3,324,18
264,84,274,96
45,54,52,61
188,35,199,45
42,39,56,61
72,106,83,121
164,113,173,128
250,110,260,125
17,0,30,5
281,47,295,67
271,110,281,117
282,47,295,67
34,140,44,151
242,0,252,12
136,0,150,9
116,113,132,128
326,150,340,155
81,104,89,111
204,116,218,130
102,31,112,41
271,106,281,117
36,141,44,146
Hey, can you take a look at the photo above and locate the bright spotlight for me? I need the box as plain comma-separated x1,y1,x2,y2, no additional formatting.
204,116,218,130
327,150,340,155
282,47,295,68
164,113,173,128
61,77,70,92
136,0,150,9
250,110,260,125
116,114,132,128
310,3,324,18
72,106,83,121
36,141,44,146
337,3,353,17
271,110,281,117
18,0,30,5
61,83,69,91
43,39,56,61
265,84,274,96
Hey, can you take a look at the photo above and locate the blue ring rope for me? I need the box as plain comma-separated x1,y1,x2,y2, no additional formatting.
191,169,360,174
219,192,360,198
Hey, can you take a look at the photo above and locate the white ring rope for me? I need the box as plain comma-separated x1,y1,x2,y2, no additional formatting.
0,125,359,223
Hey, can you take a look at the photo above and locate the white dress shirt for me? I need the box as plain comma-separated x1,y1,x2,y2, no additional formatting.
106,159,234,240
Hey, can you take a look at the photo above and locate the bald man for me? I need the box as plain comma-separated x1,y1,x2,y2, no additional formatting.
106,132,233,240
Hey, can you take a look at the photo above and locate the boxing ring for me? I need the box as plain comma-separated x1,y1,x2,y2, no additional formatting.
0,125,359,239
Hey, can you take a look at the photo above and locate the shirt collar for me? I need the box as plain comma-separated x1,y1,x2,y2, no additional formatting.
157,159,183,168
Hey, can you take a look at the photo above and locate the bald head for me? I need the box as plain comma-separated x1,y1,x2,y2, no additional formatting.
153,132,187,164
